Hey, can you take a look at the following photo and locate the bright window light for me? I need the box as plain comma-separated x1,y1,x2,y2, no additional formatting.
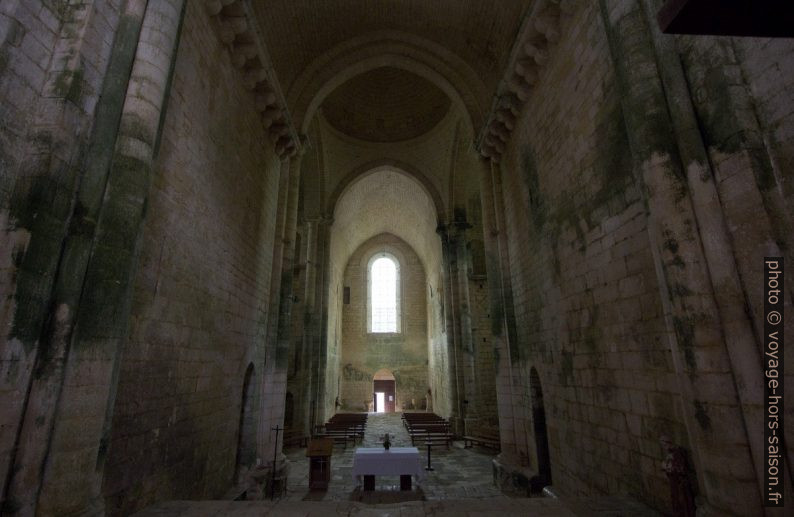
370,257,397,332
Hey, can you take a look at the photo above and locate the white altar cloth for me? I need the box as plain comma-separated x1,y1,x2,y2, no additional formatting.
351,447,425,481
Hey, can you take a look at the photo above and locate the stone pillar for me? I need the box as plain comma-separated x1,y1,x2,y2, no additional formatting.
437,225,462,433
259,157,292,463
639,0,790,509
448,220,479,434
477,158,519,459
12,2,187,514
599,1,761,513
312,217,332,427
263,153,302,477
302,218,320,431
1,2,148,510
490,162,532,466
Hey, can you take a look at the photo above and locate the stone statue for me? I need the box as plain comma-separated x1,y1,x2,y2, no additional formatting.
660,436,695,517
426,389,433,412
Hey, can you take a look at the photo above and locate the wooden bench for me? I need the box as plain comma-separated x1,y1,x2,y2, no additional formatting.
402,412,446,431
312,422,356,448
327,413,367,443
463,429,501,451
282,429,309,448
408,422,453,449
313,413,368,449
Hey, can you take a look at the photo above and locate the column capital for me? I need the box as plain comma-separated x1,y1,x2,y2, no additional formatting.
304,214,334,226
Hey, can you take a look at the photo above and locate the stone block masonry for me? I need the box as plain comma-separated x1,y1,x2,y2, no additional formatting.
340,234,429,412
0,0,791,514
102,2,281,515
485,0,793,513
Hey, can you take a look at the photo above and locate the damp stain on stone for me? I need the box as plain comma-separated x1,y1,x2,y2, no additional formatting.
693,400,711,431
663,235,679,255
669,283,692,298
672,315,696,370
53,66,85,106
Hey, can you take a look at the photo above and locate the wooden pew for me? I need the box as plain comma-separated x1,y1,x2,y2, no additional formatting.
403,414,453,449
282,428,309,448
463,428,501,451
313,412,368,449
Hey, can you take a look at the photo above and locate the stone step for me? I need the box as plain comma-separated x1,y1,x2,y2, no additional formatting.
134,495,660,516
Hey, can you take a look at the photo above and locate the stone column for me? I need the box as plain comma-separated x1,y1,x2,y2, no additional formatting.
302,218,320,431
20,2,186,514
1,2,149,510
448,220,479,434
284,221,305,435
488,161,532,465
437,225,463,433
599,1,761,513
259,156,292,463
312,217,332,427
639,0,789,509
477,157,520,459
262,153,302,477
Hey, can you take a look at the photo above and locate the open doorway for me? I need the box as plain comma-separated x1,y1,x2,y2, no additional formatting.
373,368,396,413
530,367,551,491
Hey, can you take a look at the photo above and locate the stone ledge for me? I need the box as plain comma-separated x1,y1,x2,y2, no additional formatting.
492,454,540,496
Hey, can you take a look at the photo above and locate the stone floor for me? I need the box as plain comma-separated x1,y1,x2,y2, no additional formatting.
282,412,504,503
134,413,660,516
135,495,660,516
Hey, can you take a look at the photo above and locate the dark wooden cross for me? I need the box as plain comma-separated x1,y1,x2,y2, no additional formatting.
270,425,282,500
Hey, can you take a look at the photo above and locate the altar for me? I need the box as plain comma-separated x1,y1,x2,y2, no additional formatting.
351,447,425,490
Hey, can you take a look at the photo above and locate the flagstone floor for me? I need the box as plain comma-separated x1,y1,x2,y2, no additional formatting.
282,412,504,503
134,413,660,516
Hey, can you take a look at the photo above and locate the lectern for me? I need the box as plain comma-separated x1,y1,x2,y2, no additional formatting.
306,438,333,490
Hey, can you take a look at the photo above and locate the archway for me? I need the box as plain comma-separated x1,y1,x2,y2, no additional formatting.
327,161,445,224
530,367,551,492
235,364,257,484
373,369,397,413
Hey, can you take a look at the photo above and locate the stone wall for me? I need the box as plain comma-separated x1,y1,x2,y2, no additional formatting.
0,1,124,506
487,0,794,514
339,234,429,412
101,2,281,514
497,1,686,511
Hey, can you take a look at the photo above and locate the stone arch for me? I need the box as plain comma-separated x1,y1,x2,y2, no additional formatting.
373,369,396,381
328,161,445,223
289,31,487,135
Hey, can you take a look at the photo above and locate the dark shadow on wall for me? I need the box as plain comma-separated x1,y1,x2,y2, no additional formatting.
235,363,257,484
530,367,551,493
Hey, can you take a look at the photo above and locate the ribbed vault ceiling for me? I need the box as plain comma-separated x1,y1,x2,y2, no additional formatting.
322,67,451,142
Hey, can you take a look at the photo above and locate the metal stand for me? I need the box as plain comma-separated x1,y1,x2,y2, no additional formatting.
270,425,282,500
425,439,434,471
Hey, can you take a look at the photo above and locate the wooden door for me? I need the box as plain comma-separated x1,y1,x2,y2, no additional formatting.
373,379,396,412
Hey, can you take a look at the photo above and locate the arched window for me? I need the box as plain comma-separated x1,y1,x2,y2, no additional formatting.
367,254,400,333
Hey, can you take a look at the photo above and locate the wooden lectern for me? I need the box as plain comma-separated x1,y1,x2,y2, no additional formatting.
306,438,333,490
